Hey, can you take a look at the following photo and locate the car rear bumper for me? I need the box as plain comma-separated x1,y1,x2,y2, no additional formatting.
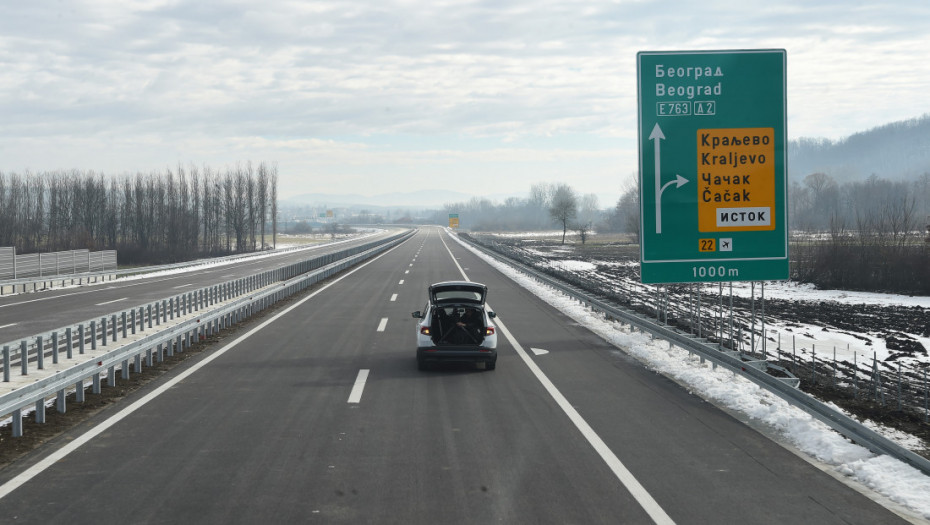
417,346,497,363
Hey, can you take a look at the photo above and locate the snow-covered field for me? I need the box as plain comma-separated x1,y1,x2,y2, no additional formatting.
454,231,930,520
484,232,930,371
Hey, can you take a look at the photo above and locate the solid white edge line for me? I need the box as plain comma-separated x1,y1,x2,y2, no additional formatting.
377,318,388,332
347,369,370,404
437,228,675,525
0,235,411,501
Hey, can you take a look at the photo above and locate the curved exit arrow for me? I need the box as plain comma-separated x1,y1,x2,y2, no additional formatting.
661,174,689,193
651,124,689,234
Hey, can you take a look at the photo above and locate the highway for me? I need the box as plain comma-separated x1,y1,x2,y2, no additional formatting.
0,230,398,344
0,227,908,523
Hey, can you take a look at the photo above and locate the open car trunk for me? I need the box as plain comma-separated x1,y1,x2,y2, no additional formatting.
429,305,487,346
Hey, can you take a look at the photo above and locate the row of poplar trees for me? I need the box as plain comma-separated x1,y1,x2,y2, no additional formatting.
0,162,278,265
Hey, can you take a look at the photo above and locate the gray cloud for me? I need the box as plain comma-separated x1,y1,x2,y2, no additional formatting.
1,0,929,196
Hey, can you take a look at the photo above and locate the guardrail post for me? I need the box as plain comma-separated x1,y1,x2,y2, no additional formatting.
12,408,22,437
156,342,164,362
145,348,153,367
37,335,44,370
121,311,128,338
99,318,106,347
66,327,73,359
108,365,116,386
75,380,85,402
52,332,59,364
3,345,9,382
169,297,175,320
35,399,45,423
57,389,66,413
112,314,118,342
93,372,101,394
79,324,86,354
122,359,130,379
19,340,27,375
147,304,153,329
130,309,136,335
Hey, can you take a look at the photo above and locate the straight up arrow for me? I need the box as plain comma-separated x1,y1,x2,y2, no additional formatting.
649,123,665,234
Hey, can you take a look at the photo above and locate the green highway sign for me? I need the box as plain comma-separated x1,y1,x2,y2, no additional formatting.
637,49,788,284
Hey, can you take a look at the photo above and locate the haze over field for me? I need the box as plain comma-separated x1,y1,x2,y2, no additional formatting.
2,1,929,203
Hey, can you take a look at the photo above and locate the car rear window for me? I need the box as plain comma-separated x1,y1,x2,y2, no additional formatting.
434,290,482,302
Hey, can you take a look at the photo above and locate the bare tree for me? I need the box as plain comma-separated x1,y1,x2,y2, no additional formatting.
549,183,577,244
246,162,257,251
576,221,593,245
257,162,268,250
578,193,601,227
270,163,278,249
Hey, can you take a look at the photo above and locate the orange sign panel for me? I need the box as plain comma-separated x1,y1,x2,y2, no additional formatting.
697,127,775,232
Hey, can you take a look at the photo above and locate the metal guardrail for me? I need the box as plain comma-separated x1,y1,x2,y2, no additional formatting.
0,229,415,437
0,232,384,296
0,248,117,281
455,232,930,477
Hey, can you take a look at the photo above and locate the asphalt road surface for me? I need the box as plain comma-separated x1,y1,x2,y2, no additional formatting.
0,227,911,524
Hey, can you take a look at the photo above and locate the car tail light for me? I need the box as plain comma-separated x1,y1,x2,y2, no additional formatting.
420,327,431,335
485,327,495,336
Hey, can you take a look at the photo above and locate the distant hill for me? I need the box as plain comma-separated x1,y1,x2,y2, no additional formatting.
789,114,930,183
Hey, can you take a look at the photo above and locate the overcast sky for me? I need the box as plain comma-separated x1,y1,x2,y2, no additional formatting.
2,0,928,204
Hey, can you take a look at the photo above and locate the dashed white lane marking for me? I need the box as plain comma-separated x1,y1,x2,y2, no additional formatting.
348,369,370,404
0,236,409,503
398,279,404,285
531,348,550,356
390,294,398,302
377,318,388,332
95,298,127,306
405,270,409,274
0,323,17,330
173,284,193,289
437,229,675,525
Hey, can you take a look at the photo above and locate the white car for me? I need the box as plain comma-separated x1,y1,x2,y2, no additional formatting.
411,281,498,370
